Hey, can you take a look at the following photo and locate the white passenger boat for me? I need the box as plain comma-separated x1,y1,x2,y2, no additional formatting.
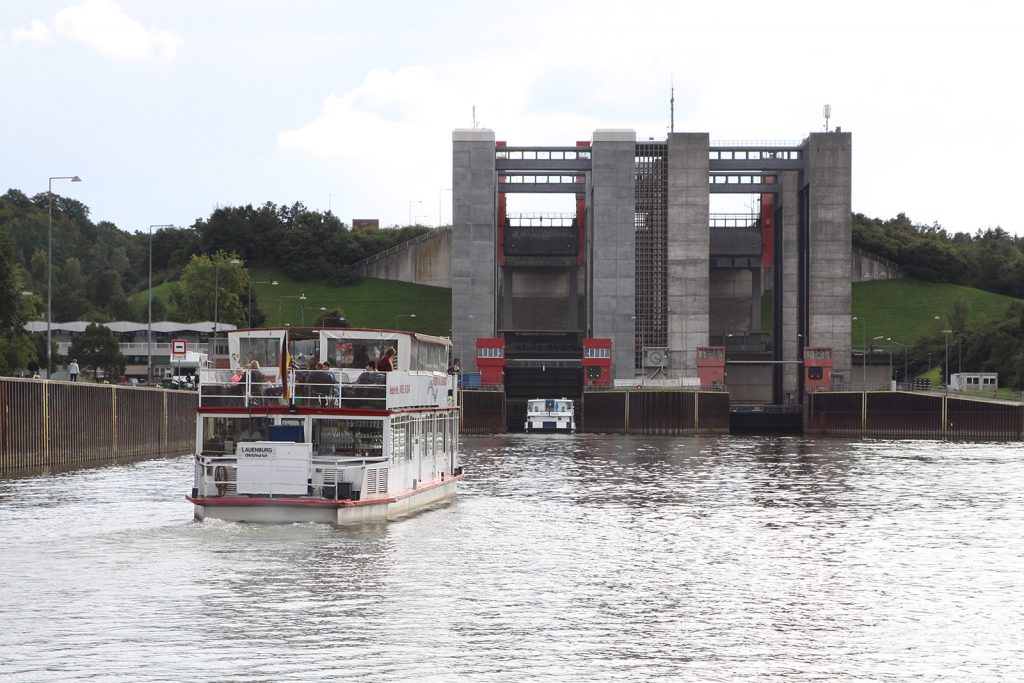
524,398,576,433
186,327,462,524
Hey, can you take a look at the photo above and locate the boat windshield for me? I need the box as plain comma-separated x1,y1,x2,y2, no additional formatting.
528,399,573,413
326,337,399,370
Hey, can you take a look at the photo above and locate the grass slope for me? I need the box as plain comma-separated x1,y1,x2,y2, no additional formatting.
851,278,1021,346
249,267,452,336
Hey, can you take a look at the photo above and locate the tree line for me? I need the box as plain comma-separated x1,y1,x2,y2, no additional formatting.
0,188,431,374
854,213,1024,298
854,213,1024,388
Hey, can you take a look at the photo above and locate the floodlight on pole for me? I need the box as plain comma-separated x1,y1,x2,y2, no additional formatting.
212,257,240,365
942,329,952,390
147,224,175,384
47,175,81,377
278,293,307,326
247,279,278,327
887,337,909,388
852,315,867,386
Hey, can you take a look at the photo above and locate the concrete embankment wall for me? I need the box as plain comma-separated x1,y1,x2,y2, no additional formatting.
852,247,903,282
806,391,1023,439
0,378,197,475
356,227,452,288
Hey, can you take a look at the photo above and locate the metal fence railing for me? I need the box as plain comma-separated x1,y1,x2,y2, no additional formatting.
0,377,197,475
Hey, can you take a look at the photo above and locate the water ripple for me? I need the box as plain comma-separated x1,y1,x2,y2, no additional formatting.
1,435,1022,681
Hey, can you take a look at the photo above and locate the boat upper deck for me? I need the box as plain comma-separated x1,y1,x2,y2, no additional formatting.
198,327,456,412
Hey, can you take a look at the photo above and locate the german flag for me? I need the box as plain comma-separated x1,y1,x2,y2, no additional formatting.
279,334,291,401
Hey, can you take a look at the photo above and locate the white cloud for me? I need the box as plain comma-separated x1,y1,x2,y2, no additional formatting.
53,0,182,62
12,20,53,45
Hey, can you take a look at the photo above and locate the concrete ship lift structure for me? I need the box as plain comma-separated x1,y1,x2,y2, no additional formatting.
451,128,852,430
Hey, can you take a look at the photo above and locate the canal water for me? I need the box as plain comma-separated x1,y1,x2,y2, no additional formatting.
2,435,1023,681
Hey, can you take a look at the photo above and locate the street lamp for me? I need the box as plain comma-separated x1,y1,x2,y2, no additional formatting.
247,279,278,327
301,304,327,326
47,175,82,377
408,199,422,226
278,293,307,326
942,329,952,390
212,257,240,364
396,313,416,329
873,336,892,383
852,315,867,386
887,337,909,388
147,224,175,384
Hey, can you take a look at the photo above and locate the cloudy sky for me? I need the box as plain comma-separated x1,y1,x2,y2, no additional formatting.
1,0,1021,235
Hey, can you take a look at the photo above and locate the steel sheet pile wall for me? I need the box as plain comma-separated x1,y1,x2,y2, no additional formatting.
947,397,1023,440
460,390,506,434
866,392,941,437
0,378,197,475
582,391,628,433
808,390,1023,439
808,392,864,436
584,390,729,435
629,391,695,435
698,392,731,432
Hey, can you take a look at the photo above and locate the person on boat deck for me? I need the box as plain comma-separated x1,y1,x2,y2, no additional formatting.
447,357,461,375
376,347,396,372
246,360,263,382
355,361,377,383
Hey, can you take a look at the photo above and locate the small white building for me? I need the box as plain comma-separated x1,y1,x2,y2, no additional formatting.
949,373,998,393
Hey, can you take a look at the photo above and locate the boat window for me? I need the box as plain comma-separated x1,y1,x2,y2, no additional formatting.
238,338,280,369
528,400,545,412
313,418,383,459
325,338,399,369
390,415,413,463
201,417,273,455
413,340,447,373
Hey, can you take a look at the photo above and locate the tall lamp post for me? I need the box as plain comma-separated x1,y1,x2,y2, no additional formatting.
147,224,175,384
47,175,82,377
408,199,422,226
212,257,240,365
301,305,327,326
852,315,867,386
887,337,909,388
278,294,307,326
873,336,892,383
942,329,952,390
247,279,278,327
396,313,416,329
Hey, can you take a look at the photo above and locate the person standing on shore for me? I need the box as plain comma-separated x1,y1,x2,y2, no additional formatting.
68,359,80,382
27,358,40,379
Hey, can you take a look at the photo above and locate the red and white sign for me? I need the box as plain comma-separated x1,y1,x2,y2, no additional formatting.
171,339,187,356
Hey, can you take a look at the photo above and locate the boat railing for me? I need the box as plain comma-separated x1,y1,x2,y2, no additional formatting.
198,368,388,409
199,368,453,410
194,453,380,499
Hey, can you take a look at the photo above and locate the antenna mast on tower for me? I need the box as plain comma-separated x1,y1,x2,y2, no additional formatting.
823,104,831,132
670,80,675,133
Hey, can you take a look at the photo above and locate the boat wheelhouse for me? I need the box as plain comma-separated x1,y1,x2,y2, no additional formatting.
524,398,576,433
186,327,462,524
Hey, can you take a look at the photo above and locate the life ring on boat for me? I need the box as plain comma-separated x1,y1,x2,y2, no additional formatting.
214,465,229,496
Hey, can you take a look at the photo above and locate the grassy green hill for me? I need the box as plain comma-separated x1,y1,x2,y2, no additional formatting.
248,268,451,336
135,269,1020,371
851,278,1021,347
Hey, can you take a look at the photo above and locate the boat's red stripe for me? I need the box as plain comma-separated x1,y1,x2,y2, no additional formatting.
187,473,463,508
